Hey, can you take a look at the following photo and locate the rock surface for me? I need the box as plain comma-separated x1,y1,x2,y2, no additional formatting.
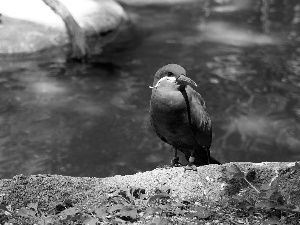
0,162,300,224
0,162,299,210
0,0,128,54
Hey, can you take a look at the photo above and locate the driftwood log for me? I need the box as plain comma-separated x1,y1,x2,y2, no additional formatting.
42,0,88,61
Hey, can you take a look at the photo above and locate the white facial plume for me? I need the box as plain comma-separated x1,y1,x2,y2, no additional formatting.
149,76,176,89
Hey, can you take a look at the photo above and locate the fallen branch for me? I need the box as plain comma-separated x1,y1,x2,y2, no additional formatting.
42,0,88,61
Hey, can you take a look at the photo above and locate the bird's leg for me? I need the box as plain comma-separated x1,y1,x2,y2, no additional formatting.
184,149,197,171
205,146,211,164
171,148,182,166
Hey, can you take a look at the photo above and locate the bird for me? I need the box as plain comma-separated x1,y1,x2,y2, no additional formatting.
149,64,221,171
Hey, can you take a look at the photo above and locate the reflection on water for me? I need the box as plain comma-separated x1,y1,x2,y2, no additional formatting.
201,21,280,46
0,0,300,178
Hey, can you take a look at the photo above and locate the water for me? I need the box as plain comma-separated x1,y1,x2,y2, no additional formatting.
0,0,299,179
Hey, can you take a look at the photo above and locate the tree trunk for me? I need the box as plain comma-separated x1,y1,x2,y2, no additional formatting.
42,0,88,61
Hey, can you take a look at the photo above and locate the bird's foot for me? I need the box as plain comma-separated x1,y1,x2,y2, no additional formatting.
171,157,182,167
184,163,197,171
184,156,197,171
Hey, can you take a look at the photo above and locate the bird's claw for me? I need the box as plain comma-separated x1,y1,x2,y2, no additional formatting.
184,164,197,171
171,157,182,167
171,162,182,167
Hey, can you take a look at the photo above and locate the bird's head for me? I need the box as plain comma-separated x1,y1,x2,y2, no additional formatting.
150,64,197,90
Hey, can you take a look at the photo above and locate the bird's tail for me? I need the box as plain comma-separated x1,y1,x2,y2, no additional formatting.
204,146,221,165
209,156,221,165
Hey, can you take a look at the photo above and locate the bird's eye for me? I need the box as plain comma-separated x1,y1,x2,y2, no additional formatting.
167,72,173,77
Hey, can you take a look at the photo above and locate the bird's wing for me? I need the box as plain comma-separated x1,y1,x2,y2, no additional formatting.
188,87,212,147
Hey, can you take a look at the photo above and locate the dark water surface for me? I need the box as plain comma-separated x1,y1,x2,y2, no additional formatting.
0,0,299,179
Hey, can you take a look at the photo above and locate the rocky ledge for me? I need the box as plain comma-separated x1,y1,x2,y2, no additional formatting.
0,162,299,224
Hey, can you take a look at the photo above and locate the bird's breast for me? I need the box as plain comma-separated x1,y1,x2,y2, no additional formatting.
150,88,189,137
150,88,197,149
150,88,186,113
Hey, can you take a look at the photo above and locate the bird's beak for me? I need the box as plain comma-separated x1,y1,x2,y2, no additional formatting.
176,75,197,88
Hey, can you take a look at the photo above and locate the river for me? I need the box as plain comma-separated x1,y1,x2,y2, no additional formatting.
0,0,299,178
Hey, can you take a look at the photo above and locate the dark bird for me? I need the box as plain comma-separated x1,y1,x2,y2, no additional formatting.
149,64,221,171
